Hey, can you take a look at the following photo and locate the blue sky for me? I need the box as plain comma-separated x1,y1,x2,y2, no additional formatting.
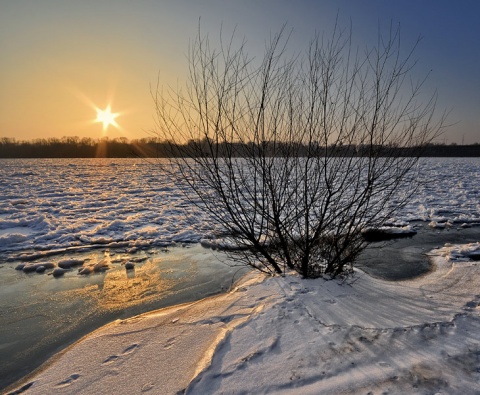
1,0,479,143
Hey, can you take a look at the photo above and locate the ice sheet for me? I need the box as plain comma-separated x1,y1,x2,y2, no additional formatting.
1,158,479,259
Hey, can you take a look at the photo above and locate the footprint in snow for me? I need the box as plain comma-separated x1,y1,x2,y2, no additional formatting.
141,382,155,392
102,355,119,365
102,344,140,365
164,337,176,349
122,343,140,355
55,373,80,388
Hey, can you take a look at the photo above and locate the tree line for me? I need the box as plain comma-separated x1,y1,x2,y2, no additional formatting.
0,136,479,158
0,136,169,158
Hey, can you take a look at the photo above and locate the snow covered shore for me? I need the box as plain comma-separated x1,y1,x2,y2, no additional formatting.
9,243,480,395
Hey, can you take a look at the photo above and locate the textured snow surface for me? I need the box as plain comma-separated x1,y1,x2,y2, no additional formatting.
406,158,480,224
13,243,480,395
1,158,479,259
0,159,211,257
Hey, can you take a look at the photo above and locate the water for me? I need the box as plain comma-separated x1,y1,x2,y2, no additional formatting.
0,158,239,390
1,157,479,390
0,244,245,391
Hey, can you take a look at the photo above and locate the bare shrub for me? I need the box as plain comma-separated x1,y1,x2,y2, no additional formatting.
153,23,444,278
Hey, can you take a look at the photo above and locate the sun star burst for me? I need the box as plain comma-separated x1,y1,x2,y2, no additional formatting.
95,105,120,130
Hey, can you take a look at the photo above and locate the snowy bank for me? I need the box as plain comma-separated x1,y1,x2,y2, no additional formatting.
8,243,480,395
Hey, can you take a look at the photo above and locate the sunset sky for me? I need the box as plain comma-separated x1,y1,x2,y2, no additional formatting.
1,0,479,144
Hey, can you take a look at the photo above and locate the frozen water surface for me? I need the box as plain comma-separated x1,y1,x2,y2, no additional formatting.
0,158,213,256
0,158,479,258
0,158,239,390
0,157,479,391
0,243,245,390
406,158,480,224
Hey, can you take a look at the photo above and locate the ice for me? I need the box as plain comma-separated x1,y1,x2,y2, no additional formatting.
435,242,480,262
0,232,29,246
362,225,417,241
1,158,479,262
21,262,55,273
428,220,452,228
57,259,84,269
52,267,69,277
0,156,480,392
0,158,212,259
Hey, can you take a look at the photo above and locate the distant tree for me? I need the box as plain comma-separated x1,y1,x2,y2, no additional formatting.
154,23,445,278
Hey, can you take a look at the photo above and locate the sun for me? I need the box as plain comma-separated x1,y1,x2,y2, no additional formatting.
95,105,120,131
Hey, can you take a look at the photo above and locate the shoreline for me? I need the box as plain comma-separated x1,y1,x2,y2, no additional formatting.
5,271,260,394
5,270,267,395
6,240,480,394
3,225,480,393
0,245,247,392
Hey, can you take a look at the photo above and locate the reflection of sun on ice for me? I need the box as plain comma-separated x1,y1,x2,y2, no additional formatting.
95,105,120,130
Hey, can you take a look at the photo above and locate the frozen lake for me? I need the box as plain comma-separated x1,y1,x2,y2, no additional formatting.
0,157,479,390
0,158,213,256
0,158,238,390
1,158,480,256
1,158,479,259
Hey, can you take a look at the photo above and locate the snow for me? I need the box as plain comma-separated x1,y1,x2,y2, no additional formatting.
436,242,480,262
0,158,479,260
11,243,480,394
0,159,212,258
404,158,480,224
2,157,480,393
377,225,416,234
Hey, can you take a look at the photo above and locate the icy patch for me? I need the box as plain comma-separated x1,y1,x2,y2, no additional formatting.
200,237,243,250
0,158,479,259
403,158,480,224
434,242,480,262
428,220,453,229
0,232,30,246
0,159,212,258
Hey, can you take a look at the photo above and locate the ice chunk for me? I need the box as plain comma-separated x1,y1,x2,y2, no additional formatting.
52,267,70,277
58,259,84,269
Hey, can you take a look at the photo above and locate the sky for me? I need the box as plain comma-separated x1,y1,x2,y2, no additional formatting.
1,0,479,144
